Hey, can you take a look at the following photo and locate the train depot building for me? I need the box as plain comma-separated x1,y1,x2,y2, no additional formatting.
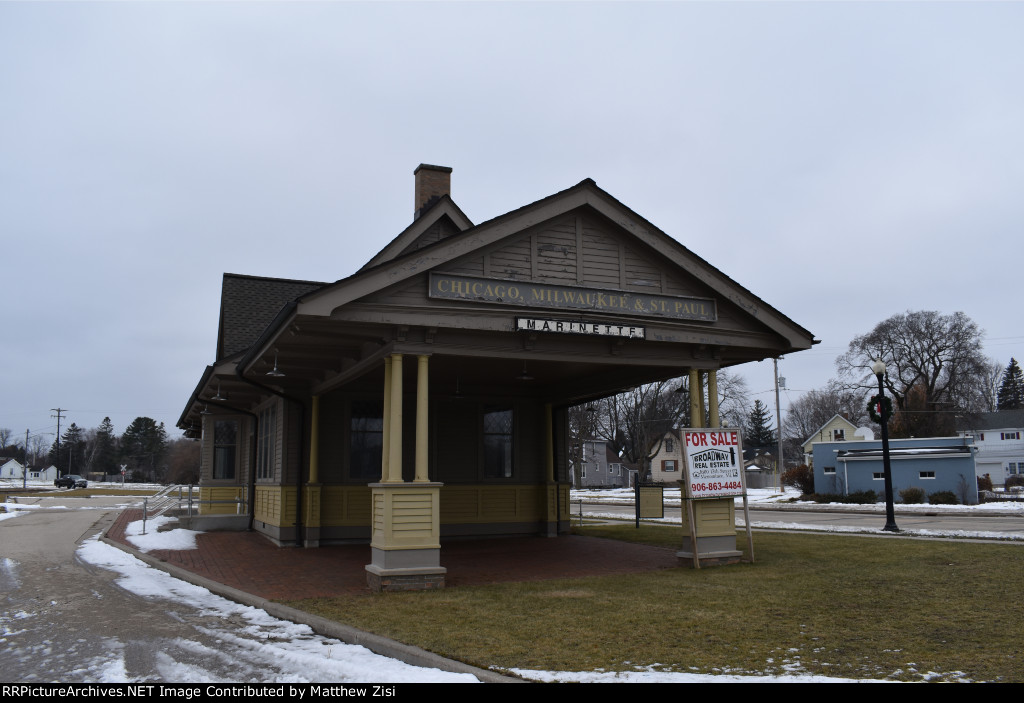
178,164,816,590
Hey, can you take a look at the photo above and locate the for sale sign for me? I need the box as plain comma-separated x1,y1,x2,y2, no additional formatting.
683,429,746,499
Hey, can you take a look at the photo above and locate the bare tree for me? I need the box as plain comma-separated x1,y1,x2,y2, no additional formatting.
785,381,871,444
165,437,200,485
28,434,50,466
597,378,689,482
837,310,988,437
716,370,750,429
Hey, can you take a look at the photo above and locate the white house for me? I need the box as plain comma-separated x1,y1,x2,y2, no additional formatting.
802,414,874,466
0,460,58,483
958,410,1024,487
649,430,684,485
1,458,24,479
31,465,58,481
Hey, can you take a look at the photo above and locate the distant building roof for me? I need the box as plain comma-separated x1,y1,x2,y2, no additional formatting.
957,410,1024,432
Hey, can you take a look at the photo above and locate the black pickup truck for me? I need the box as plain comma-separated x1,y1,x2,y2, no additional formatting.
54,474,88,489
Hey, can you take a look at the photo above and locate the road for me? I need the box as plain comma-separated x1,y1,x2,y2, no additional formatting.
0,496,473,683
576,501,1024,539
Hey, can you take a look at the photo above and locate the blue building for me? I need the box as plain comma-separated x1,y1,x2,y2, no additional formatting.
812,436,978,504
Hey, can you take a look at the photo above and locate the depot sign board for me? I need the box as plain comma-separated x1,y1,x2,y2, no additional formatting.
683,429,746,499
429,273,717,322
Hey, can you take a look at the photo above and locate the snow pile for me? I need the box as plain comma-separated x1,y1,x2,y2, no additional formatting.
123,516,203,552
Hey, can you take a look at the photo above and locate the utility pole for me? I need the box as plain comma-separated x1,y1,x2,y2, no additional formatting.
24,428,29,489
51,408,67,476
773,359,784,491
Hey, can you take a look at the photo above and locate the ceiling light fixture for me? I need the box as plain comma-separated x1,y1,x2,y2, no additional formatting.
516,361,534,382
267,353,285,378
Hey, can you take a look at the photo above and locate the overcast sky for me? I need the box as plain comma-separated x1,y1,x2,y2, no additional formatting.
2,1,1022,446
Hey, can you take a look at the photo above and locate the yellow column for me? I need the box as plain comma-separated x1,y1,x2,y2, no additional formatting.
689,369,701,428
381,356,392,482
388,354,404,483
415,355,429,483
543,402,557,534
707,371,720,429
544,403,554,482
309,395,320,484
697,371,707,427
304,395,322,546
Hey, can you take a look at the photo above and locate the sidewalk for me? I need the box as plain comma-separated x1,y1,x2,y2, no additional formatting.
106,509,679,601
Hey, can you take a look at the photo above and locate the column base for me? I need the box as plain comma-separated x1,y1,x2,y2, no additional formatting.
365,563,447,592
676,535,742,567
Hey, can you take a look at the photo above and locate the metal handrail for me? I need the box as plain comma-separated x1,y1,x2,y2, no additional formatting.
141,485,194,534
141,484,248,534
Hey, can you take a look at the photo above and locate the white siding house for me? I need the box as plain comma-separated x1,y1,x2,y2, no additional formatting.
958,410,1024,487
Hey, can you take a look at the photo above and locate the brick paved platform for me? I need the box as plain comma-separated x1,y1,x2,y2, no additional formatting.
107,510,679,600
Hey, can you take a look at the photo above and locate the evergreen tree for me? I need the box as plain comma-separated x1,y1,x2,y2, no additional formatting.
121,417,168,481
49,423,86,474
744,400,775,449
997,358,1024,411
90,417,119,475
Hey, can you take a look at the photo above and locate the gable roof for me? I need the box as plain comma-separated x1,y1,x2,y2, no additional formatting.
216,273,325,360
182,173,820,433
291,178,816,349
361,195,474,270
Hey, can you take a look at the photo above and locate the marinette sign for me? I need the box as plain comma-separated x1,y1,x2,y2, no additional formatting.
516,317,645,338
429,273,717,322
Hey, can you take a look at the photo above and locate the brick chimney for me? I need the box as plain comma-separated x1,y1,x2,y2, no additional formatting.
414,164,452,220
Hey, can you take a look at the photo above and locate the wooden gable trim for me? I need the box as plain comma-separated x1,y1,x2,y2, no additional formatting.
297,187,593,317
360,196,473,271
294,180,813,349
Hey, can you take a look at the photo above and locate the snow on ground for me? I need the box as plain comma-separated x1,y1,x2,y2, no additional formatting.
573,487,1024,542
573,485,1024,513
123,515,203,552
77,535,479,683
580,510,1024,542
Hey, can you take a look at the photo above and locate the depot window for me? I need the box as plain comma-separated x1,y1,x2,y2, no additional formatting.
350,400,384,481
213,420,237,480
483,407,513,478
256,404,277,481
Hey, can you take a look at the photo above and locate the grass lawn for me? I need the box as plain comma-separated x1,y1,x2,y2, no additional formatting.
284,525,1024,682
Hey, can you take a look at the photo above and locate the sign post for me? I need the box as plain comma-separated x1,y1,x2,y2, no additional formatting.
680,428,753,567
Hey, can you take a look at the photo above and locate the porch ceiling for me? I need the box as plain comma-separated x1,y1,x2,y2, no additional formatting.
183,312,760,432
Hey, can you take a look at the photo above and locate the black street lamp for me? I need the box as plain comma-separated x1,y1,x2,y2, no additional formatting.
872,360,899,532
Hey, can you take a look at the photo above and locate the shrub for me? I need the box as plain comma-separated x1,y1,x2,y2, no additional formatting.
928,490,959,505
781,464,815,495
1006,475,1024,491
845,490,878,504
807,491,877,504
977,474,993,492
899,486,926,504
